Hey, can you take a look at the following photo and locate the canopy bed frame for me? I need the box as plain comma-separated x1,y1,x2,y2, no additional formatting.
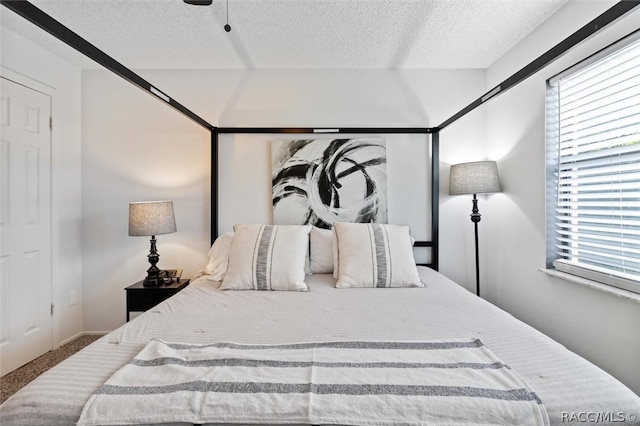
1,2,640,426
2,1,638,269
4,0,636,131
213,127,440,269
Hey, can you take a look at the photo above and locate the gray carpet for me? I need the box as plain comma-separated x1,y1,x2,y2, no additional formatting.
0,334,103,404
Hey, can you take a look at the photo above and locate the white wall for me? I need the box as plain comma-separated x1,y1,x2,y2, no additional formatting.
81,68,485,330
481,1,640,394
81,71,211,331
0,27,83,346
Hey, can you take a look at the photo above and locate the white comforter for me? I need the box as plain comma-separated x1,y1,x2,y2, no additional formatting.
1,267,639,425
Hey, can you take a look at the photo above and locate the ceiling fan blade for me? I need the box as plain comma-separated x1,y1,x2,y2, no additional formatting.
184,0,213,5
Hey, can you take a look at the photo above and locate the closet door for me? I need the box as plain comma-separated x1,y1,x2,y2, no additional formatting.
0,77,53,376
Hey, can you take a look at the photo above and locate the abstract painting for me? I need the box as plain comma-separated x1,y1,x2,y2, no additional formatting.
272,138,387,228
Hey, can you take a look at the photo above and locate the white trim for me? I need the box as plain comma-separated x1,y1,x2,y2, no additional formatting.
553,259,640,294
83,331,111,336
1,72,57,361
0,65,57,95
539,268,640,304
58,331,85,347
58,331,107,347
549,29,640,85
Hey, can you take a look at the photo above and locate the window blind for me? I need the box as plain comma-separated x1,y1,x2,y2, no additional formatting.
548,33,640,294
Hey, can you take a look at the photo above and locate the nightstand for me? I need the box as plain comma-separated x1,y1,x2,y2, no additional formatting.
125,279,190,321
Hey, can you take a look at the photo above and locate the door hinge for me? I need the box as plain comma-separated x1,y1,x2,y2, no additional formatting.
49,116,53,130
51,303,54,316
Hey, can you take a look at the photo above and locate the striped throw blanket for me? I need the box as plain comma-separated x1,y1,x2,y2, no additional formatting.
78,338,549,426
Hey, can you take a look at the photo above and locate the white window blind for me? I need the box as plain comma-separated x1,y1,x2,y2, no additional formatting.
547,33,640,294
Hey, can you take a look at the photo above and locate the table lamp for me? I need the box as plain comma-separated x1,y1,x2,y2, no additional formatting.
128,201,177,287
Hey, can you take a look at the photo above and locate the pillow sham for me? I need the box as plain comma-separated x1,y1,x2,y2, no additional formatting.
332,225,417,278
334,222,423,288
196,231,234,281
309,226,333,274
220,224,312,291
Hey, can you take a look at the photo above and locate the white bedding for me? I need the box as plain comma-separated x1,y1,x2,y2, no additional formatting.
1,267,639,425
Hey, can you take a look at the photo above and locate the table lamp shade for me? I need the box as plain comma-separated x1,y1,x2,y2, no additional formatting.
128,201,177,236
449,161,501,195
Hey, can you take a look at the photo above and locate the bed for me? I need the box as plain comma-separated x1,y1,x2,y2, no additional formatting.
1,239,639,425
2,132,639,424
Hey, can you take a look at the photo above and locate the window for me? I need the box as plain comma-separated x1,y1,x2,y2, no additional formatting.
546,31,640,294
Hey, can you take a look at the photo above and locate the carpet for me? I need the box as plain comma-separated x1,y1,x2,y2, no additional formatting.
0,334,103,404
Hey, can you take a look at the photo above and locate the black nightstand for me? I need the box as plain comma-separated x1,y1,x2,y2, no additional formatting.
125,279,190,321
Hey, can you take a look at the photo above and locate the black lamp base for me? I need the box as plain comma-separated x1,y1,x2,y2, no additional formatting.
143,270,164,287
143,235,164,287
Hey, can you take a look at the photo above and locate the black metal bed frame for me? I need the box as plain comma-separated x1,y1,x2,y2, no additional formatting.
3,0,638,272
213,127,440,269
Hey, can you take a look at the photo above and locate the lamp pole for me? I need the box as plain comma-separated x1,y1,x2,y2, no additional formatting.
471,194,481,296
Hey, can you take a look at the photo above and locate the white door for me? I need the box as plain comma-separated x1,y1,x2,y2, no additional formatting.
0,77,53,376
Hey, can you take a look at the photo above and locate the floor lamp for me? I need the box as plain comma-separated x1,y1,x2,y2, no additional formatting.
449,161,501,297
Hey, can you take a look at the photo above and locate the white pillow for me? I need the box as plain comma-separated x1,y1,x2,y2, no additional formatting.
309,226,334,274
332,225,416,278
220,224,312,291
334,222,423,288
196,232,234,281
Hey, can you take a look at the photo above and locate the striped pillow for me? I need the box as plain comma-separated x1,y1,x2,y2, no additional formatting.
334,222,423,288
221,224,312,291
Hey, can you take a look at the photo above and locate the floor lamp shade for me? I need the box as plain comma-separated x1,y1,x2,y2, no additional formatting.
449,161,501,297
449,161,501,195
128,201,176,286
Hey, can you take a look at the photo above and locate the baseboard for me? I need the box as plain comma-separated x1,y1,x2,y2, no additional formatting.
83,331,111,336
58,331,108,347
58,331,84,347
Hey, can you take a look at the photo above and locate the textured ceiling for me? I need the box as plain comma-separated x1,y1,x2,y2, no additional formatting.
1,0,570,70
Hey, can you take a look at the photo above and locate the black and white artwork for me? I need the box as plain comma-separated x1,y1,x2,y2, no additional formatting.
272,138,387,228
